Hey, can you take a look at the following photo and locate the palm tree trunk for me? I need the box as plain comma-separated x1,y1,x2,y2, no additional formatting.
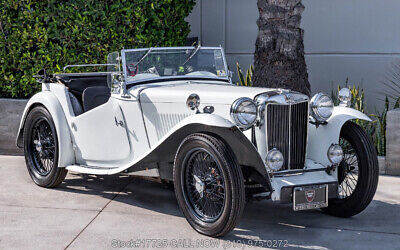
253,0,310,96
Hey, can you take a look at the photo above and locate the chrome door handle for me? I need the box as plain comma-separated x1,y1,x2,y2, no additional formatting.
115,117,124,127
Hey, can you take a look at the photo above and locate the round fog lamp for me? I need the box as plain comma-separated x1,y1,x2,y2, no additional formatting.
328,144,344,164
266,149,284,171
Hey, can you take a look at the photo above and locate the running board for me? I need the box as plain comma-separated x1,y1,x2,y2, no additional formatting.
65,165,116,174
65,164,160,177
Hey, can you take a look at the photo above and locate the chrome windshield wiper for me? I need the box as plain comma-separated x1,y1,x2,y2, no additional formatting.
183,45,201,66
132,47,153,68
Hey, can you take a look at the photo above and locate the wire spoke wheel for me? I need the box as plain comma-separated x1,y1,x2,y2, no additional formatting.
183,148,226,222
23,106,67,188
30,118,56,176
337,137,359,199
174,134,245,236
323,122,378,218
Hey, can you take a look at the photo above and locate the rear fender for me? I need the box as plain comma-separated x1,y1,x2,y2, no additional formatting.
307,106,372,166
16,91,75,168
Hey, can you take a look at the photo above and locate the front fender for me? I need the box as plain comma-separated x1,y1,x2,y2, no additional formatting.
16,91,75,168
131,113,271,190
307,106,372,166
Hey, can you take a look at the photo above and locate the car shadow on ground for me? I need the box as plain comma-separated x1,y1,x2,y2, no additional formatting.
56,173,400,249
58,173,182,216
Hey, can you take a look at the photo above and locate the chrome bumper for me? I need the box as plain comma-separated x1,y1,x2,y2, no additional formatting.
269,159,339,202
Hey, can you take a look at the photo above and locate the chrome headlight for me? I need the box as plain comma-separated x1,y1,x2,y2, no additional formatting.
310,93,334,122
230,97,257,129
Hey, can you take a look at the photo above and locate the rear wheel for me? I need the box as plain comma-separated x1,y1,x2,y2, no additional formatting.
174,133,245,237
323,121,379,217
23,106,67,188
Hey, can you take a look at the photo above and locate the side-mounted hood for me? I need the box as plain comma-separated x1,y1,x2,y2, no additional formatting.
135,80,276,105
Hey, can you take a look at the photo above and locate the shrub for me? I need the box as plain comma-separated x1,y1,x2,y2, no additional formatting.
381,59,400,104
236,63,254,87
0,0,195,98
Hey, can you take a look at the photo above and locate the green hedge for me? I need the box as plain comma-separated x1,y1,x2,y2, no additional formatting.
0,0,195,98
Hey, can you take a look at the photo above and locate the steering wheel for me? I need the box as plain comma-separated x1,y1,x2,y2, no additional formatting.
127,64,139,76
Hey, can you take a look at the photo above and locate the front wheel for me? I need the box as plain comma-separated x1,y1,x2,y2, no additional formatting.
323,121,379,217
173,133,245,237
23,106,67,188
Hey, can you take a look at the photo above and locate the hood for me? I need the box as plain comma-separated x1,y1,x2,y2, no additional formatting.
136,80,275,105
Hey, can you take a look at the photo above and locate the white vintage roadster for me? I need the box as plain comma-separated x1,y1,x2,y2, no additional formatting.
17,47,378,237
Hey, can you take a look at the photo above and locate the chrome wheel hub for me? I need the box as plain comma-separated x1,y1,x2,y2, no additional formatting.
33,139,42,153
194,175,205,198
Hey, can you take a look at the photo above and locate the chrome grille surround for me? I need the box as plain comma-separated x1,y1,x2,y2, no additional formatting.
255,90,309,172
266,101,309,170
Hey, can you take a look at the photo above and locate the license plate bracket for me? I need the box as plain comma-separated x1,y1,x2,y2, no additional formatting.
293,184,328,211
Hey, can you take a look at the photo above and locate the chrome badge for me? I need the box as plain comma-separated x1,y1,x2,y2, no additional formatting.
285,93,295,103
305,190,315,203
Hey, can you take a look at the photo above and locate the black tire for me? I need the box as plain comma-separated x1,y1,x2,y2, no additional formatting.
323,121,379,217
23,106,67,188
173,133,245,237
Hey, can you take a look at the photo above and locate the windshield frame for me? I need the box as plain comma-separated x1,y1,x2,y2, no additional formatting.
121,46,230,85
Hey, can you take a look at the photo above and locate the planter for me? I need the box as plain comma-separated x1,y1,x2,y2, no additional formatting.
0,98,28,155
386,108,400,176
378,156,386,175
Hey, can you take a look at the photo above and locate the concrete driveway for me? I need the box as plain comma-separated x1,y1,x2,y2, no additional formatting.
1,155,400,250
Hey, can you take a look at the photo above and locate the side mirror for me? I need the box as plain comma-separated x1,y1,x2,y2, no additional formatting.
229,70,233,79
110,73,130,98
228,70,234,83
110,73,123,94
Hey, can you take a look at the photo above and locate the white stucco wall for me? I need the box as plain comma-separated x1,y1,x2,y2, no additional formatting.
187,0,400,111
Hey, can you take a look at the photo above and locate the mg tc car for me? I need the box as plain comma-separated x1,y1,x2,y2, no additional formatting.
17,46,379,237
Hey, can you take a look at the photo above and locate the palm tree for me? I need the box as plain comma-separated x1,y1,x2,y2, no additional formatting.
253,0,310,96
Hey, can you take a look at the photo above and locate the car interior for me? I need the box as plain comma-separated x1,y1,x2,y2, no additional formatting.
55,73,111,116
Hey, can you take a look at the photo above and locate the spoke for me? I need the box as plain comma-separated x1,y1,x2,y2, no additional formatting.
345,179,353,195
348,157,358,166
206,190,224,200
338,136,360,199
347,171,358,181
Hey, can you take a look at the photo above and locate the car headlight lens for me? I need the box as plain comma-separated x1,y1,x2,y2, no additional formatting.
265,148,284,171
327,144,344,164
230,97,257,129
338,88,351,107
310,93,334,122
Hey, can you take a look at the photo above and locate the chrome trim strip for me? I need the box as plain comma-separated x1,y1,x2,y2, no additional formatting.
122,46,223,52
63,64,118,72
272,166,333,177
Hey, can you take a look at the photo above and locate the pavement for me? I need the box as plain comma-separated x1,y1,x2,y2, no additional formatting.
1,155,400,250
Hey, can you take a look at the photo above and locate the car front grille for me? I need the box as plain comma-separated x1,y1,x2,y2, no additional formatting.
266,101,308,170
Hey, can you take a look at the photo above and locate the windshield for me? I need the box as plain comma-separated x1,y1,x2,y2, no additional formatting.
121,47,228,84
